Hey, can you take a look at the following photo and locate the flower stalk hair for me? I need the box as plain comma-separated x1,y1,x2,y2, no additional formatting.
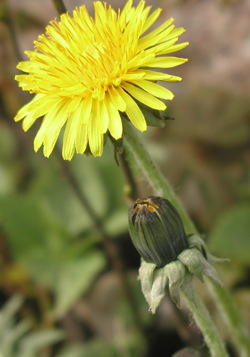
14,0,188,160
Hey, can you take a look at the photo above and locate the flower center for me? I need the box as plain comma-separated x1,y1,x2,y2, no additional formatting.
133,198,159,214
78,35,126,99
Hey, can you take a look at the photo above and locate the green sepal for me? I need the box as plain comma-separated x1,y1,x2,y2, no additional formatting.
141,107,166,127
138,102,175,128
139,260,169,314
178,248,205,282
165,260,186,307
178,247,223,286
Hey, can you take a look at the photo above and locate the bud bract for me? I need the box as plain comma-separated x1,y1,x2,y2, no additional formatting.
128,196,189,268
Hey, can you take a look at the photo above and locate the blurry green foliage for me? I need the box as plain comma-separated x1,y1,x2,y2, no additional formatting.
0,186,107,316
56,342,118,357
0,116,129,316
208,204,250,266
1,1,250,355
0,295,64,357
0,112,148,355
57,337,143,357
169,87,250,146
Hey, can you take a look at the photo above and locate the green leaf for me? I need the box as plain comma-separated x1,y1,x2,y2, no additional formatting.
104,209,128,236
0,194,71,287
57,340,118,357
30,141,125,237
0,164,15,195
0,295,63,357
53,250,106,317
0,121,16,161
19,330,64,357
29,161,102,236
57,332,146,357
0,195,105,305
208,204,250,265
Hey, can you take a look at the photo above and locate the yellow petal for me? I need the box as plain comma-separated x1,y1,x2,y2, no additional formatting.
14,94,40,122
105,99,123,139
153,38,178,54
141,8,162,34
22,96,58,131
147,27,186,51
120,0,133,27
138,19,174,51
34,100,65,152
116,87,147,132
139,70,182,82
79,96,92,124
166,27,186,40
155,41,189,56
43,107,68,157
61,97,90,156
135,80,174,100
108,87,126,112
161,42,189,55
145,56,188,68
140,17,174,44
121,72,145,81
75,120,88,154
87,109,104,157
122,82,166,110
98,100,109,134
64,96,82,114
128,51,155,70
62,96,91,158
62,111,80,160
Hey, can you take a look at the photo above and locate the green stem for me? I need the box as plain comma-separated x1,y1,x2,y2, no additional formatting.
123,120,195,234
117,151,139,202
181,288,228,357
57,155,147,340
123,120,250,357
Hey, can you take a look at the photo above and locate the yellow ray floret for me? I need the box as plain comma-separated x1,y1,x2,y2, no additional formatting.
14,0,189,160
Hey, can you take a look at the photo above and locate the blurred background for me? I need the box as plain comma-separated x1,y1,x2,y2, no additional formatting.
0,0,250,356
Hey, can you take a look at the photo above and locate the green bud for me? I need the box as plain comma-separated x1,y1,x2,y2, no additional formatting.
128,196,189,268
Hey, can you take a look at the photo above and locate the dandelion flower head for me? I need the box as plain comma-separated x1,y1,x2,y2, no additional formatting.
15,0,189,160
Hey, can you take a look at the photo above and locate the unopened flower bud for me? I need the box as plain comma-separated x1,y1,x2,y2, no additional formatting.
128,196,189,268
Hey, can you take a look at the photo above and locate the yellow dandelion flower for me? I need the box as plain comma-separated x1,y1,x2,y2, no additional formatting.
14,0,189,160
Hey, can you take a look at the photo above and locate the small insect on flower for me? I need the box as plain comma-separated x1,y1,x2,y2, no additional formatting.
14,0,189,160
128,196,189,267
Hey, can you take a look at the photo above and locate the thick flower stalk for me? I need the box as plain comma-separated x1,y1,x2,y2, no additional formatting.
14,0,188,160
